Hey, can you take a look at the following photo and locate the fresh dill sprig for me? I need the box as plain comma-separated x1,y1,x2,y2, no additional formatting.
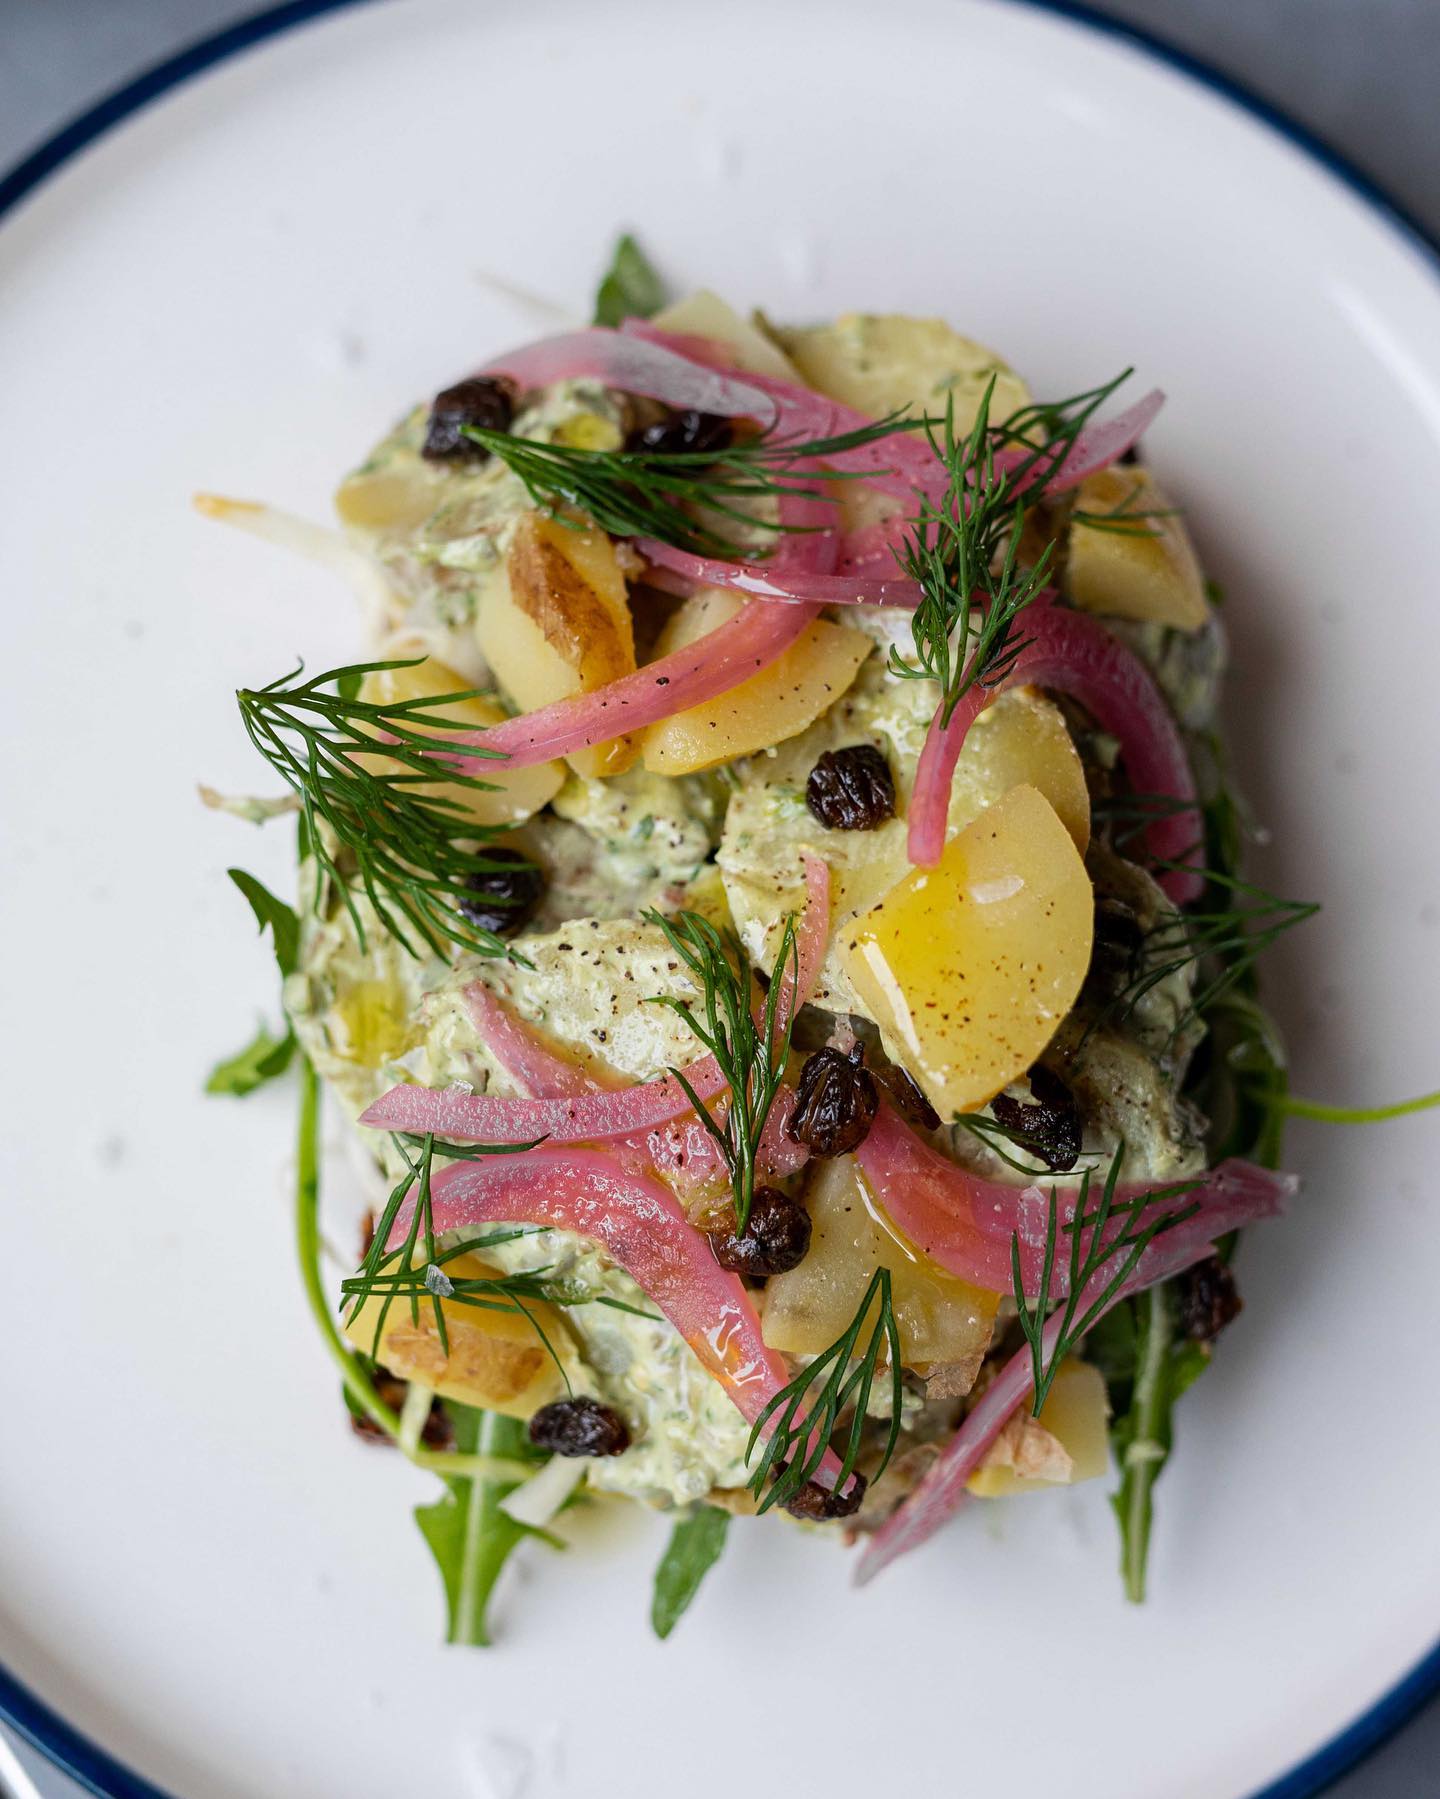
342,1131,657,1393
642,908,798,1232
345,1132,543,1363
745,1267,903,1515
1013,1145,1202,1415
465,414,918,561
1100,865,1319,1050
888,372,1133,727
237,658,530,962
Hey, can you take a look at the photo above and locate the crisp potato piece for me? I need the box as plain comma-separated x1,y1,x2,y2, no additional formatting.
650,291,802,382
354,657,564,827
344,1252,569,1417
967,1360,1110,1496
1066,466,1208,631
641,588,871,777
478,512,638,779
839,784,1093,1117
762,1156,999,1381
776,314,1029,432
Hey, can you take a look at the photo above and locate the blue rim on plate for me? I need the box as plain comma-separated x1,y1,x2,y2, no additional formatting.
1,1,1435,1794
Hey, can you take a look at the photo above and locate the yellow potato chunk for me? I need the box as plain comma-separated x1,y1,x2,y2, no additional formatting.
355,657,564,827
839,784,1093,1117
478,512,639,780
777,314,1029,434
330,977,421,1069
335,460,441,534
650,291,802,382
641,588,871,777
762,1156,999,1384
1067,467,1208,632
774,315,1031,542
967,1360,1110,1497
344,1252,568,1418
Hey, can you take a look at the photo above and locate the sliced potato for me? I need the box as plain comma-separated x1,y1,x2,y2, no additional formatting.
776,314,1029,433
718,682,1088,1020
354,657,564,826
335,460,442,534
762,1156,999,1381
344,1252,569,1417
478,512,638,780
967,1360,1110,1497
839,784,1093,1117
650,290,801,382
1066,466,1208,631
641,587,871,777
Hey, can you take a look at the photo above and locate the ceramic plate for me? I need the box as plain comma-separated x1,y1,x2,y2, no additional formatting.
3,3,1438,1795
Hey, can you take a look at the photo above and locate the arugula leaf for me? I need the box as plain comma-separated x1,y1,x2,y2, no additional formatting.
207,867,302,1098
227,867,300,976
650,1504,730,1640
1101,1284,1210,1602
593,233,666,328
414,1404,552,1646
1095,734,1292,1600
205,1021,296,1096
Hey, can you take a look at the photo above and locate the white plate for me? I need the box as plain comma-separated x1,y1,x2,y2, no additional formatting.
3,3,1438,1795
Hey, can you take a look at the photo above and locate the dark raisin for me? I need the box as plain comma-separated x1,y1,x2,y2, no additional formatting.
781,1469,867,1520
991,1065,1082,1173
1175,1256,1242,1343
458,848,545,938
709,1186,812,1277
528,1396,631,1457
1089,897,1144,991
625,408,734,458
421,376,516,463
805,745,896,831
873,1063,940,1132
788,1043,878,1157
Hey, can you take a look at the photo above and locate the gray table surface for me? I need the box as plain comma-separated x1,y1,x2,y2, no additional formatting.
2,2,1437,1796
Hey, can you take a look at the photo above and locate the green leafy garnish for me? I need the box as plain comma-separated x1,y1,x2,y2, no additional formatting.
1012,1145,1201,1416
205,1020,295,1096
650,1505,731,1639
889,374,1131,730
343,1132,545,1364
236,659,531,962
593,233,666,328
746,1267,902,1515
465,412,912,562
206,867,300,1096
1096,744,1293,1600
1088,1283,1209,1602
414,1405,559,1647
228,865,301,973
643,908,798,1233
293,1055,555,1641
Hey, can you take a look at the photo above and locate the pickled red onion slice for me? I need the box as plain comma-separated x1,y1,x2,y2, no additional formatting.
361,858,831,1145
854,1151,1290,1584
907,599,1203,902
854,1102,1294,1299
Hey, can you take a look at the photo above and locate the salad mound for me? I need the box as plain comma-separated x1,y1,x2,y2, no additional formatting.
203,238,1311,1642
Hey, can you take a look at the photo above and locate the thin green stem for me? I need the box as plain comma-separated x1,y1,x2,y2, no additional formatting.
1119,1282,1171,1604
1266,1089,1440,1124
295,1054,403,1441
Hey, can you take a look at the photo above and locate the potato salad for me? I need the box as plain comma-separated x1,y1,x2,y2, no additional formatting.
203,236,1306,1644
